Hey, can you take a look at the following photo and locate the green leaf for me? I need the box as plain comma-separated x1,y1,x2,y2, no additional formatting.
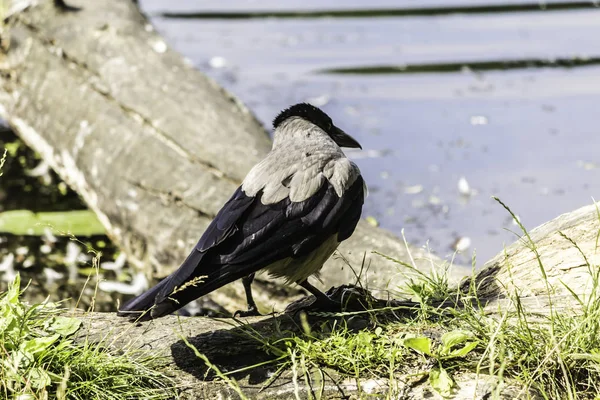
441,330,472,349
0,314,14,335
3,274,21,305
28,367,52,389
21,334,60,356
440,330,478,358
570,352,600,363
448,341,478,358
429,366,454,397
47,316,82,337
0,210,105,236
403,337,432,356
7,349,27,370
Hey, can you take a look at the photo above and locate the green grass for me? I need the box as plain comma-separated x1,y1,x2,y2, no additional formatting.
0,275,176,399
0,147,175,399
193,198,600,399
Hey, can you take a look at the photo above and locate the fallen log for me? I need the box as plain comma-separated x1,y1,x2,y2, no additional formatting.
76,310,532,400
67,200,600,399
0,0,470,313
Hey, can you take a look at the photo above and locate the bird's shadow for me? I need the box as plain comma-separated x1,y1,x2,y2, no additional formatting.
171,313,302,385
170,284,423,385
170,272,503,387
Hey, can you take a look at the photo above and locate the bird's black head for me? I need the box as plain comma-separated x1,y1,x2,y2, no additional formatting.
273,103,362,149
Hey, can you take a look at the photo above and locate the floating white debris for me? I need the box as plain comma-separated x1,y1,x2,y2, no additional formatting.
306,94,330,107
43,227,57,243
99,272,148,295
0,254,16,282
0,253,14,272
453,237,471,253
64,242,80,265
458,176,471,196
470,115,488,126
577,160,598,170
15,246,29,256
404,184,423,195
65,242,82,283
209,56,227,69
429,195,442,205
101,252,127,272
40,244,52,254
25,160,50,177
44,268,64,285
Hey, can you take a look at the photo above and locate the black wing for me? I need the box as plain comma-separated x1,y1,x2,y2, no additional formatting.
119,176,364,318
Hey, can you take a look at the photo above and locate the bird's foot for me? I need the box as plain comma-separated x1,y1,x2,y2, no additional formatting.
284,294,343,315
233,305,262,318
285,284,381,315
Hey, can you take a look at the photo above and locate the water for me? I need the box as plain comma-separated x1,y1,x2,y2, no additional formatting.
135,1,600,264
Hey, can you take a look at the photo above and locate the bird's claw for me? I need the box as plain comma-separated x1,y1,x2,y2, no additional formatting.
285,284,380,315
284,294,342,315
233,306,262,318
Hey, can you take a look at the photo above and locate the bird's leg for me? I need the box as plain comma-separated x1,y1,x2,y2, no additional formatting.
234,273,262,317
298,279,342,311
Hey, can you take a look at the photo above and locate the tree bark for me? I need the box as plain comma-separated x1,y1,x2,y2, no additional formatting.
75,296,533,400
0,0,470,313
68,199,600,399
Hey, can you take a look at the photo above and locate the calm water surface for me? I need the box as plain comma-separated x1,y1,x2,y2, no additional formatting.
140,0,600,264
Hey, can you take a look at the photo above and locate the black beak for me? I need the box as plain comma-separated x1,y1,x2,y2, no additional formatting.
331,126,362,149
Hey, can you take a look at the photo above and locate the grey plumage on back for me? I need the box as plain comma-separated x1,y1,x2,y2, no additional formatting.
118,103,366,319
243,117,361,204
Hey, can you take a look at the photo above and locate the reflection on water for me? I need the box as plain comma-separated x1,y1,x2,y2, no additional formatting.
156,2,598,19
319,56,600,74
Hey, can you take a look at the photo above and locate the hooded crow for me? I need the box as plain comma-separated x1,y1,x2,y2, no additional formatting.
117,103,366,319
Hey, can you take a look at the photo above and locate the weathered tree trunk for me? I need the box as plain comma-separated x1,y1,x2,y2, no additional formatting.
464,200,600,313
76,310,532,400
0,0,470,313
68,200,599,399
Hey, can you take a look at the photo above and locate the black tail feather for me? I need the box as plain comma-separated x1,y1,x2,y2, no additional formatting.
117,249,211,320
117,278,168,320
117,244,261,320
